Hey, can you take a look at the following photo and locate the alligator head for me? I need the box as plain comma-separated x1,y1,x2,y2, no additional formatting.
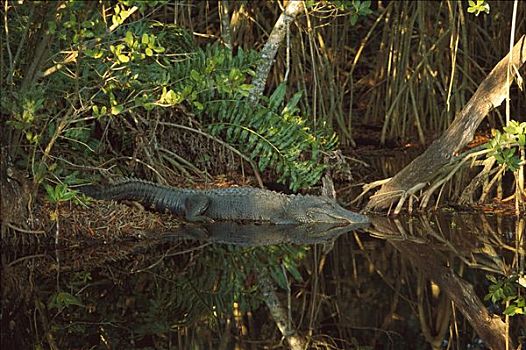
289,196,370,225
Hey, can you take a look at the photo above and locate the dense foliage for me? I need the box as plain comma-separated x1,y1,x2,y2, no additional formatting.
2,1,337,192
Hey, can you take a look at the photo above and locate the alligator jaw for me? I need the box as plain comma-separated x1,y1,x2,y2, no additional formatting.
329,209,370,225
304,205,370,225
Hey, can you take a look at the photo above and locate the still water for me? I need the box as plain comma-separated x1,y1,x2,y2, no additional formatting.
2,213,524,349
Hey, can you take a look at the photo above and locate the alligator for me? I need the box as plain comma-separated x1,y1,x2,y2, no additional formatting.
79,178,370,225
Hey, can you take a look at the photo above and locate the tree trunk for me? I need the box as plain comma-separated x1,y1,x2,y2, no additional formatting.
366,35,526,212
249,1,304,104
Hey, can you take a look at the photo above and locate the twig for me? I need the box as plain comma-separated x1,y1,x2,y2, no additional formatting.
7,223,46,234
7,254,53,267
158,121,264,188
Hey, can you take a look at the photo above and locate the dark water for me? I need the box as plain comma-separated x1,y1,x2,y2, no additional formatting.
1,214,524,349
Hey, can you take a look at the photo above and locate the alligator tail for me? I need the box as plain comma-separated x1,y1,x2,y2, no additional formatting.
78,178,181,213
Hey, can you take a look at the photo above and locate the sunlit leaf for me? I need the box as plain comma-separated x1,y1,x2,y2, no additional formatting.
124,30,134,46
111,105,123,115
142,33,149,45
117,53,130,63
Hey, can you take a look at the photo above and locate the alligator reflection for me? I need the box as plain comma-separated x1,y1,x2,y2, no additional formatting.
1,214,524,349
163,221,371,246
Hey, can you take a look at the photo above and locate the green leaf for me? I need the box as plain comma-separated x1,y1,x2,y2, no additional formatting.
283,261,303,282
49,292,84,310
124,31,134,46
190,69,201,81
141,33,149,45
283,91,303,114
503,305,522,316
145,47,153,56
486,274,497,283
117,53,130,63
45,184,57,202
467,0,490,15
160,89,183,105
270,267,288,290
48,21,57,34
269,83,287,110
193,101,204,110
111,105,123,115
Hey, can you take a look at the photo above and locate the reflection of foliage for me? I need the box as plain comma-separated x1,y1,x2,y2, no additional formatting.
485,274,525,316
135,244,307,327
25,243,308,348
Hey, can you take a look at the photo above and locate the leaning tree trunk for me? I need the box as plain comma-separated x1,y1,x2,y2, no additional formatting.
249,1,305,104
366,35,526,212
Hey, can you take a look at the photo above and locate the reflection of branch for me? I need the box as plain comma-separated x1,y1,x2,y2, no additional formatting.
258,269,307,350
35,295,59,350
390,241,511,350
418,215,508,274
417,273,451,349
369,215,515,349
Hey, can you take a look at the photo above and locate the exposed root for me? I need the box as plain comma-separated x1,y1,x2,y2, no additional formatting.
459,157,496,205
362,143,525,214
353,178,392,205
393,182,426,215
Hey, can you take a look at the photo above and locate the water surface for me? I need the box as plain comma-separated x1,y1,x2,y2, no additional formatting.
2,213,524,349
